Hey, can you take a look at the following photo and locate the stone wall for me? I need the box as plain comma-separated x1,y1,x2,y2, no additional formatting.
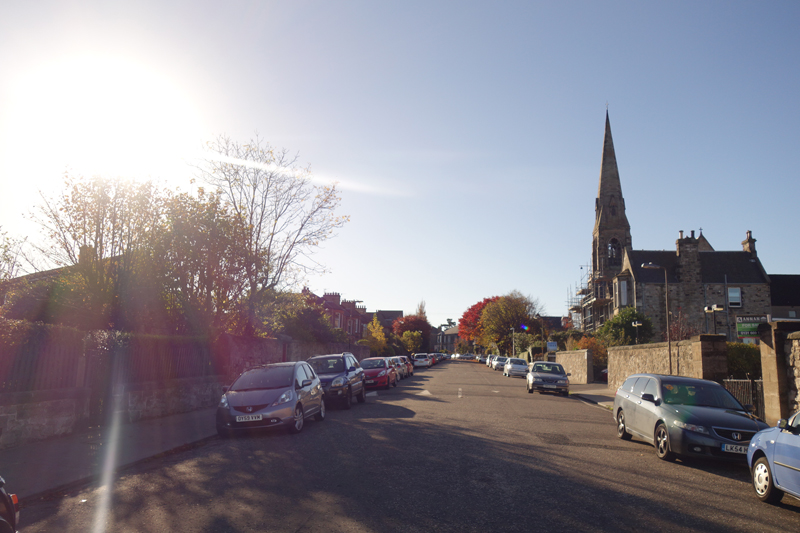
758,322,800,425
0,388,90,449
555,350,593,384
121,376,224,423
607,335,726,393
789,333,800,414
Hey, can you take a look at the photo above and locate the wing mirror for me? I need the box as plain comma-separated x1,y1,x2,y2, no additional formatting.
301,379,313,388
348,366,356,372
641,393,656,403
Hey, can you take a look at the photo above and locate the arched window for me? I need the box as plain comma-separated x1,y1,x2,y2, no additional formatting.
607,238,621,266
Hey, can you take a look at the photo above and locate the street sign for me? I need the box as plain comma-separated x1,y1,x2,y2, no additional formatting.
547,341,558,353
735,315,768,339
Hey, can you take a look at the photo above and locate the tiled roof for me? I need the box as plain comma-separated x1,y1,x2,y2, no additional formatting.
625,250,768,285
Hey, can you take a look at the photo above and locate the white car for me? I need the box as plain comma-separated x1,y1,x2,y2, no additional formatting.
492,356,509,370
503,358,528,377
413,353,432,368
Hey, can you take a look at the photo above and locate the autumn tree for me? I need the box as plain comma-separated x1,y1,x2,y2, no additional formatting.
458,296,500,343
578,335,608,366
401,330,423,354
392,311,432,352
666,308,703,341
0,228,23,281
478,291,541,355
358,315,388,356
197,136,349,334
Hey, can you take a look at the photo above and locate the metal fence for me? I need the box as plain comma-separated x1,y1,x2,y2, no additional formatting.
723,379,765,421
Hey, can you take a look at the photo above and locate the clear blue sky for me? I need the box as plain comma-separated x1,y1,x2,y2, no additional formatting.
1,1,798,328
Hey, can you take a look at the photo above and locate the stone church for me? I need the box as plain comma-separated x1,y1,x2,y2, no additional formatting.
578,113,772,342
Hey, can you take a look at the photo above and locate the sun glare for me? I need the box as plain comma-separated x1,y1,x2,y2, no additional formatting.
2,54,205,193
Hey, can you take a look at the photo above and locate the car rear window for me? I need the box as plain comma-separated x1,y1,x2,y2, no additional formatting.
509,359,526,365
308,356,345,374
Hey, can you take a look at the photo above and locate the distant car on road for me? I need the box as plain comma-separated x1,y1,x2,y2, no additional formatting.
491,356,508,371
413,353,432,368
614,374,768,462
527,362,570,395
748,410,800,504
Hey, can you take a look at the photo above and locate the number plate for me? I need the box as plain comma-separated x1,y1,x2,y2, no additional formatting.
366,380,375,384
543,384,557,389
236,414,263,422
722,444,748,454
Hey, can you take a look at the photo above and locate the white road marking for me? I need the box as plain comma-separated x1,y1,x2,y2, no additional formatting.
367,392,378,397
417,390,432,396
458,388,463,398
492,391,499,393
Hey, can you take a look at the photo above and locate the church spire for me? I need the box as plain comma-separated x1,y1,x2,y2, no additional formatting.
597,111,623,200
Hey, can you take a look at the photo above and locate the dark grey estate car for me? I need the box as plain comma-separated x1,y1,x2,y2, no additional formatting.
307,352,366,409
614,374,768,461
216,362,325,437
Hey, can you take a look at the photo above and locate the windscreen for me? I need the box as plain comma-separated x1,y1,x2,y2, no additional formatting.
231,366,294,391
361,359,386,369
532,364,565,375
308,356,345,374
661,381,744,409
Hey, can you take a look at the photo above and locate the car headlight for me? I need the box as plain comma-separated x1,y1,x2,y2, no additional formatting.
218,394,229,409
273,389,294,406
557,380,567,384
672,420,709,434
331,377,346,387
377,370,386,377
533,378,543,383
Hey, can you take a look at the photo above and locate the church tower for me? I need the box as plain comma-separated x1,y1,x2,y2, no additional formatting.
582,112,632,331
592,111,631,278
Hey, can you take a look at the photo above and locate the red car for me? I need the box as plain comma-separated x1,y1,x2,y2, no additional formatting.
361,357,397,389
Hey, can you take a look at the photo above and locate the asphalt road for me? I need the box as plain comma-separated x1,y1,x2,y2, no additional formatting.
21,361,800,532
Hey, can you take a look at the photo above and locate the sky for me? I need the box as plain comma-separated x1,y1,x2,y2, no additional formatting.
1,1,799,329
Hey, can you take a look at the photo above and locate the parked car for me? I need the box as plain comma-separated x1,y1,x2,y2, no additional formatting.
486,355,497,367
748,410,800,503
614,374,769,461
503,358,529,378
307,352,366,409
478,355,487,364
216,361,326,437
391,356,408,379
362,357,397,389
413,353,432,368
491,356,509,370
0,475,19,533
527,362,570,395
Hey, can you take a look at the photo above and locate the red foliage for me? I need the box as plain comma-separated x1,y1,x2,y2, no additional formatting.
458,296,500,341
392,314,432,351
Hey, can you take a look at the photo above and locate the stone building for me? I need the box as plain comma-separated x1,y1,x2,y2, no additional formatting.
579,113,772,341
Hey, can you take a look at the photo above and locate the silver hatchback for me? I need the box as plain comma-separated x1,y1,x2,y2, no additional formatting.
216,362,326,437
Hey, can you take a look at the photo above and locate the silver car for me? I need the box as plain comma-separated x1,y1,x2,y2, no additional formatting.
216,362,325,437
526,362,570,396
491,356,509,370
503,358,528,377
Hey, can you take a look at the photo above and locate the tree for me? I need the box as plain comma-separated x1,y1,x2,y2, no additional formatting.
666,308,702,342
458,296,500,343
401,330,423,354
595,307,654,346
392,313,432,352
358,315,387,356
197,136,349,333
0,228,23,282
578,335,608,366
478,291,541,355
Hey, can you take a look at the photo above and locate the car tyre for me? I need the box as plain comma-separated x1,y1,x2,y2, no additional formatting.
356,384,366,403
527,381,533,394
655,423,675,461
616,410,632,440
314,398,326,421
384,378,391,390
288,404,304,434
342,388,352,410
753,456,783,504
392,376,398,387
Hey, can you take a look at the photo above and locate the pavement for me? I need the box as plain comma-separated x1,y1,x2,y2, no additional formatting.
1,383,615,503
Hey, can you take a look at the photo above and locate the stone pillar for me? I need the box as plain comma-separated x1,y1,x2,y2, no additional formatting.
691,334,728,382
758,321,800,426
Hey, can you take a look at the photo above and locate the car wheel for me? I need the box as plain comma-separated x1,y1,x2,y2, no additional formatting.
616,410,632,440
655,423,675,461
342,387,352,410
356,384,366,403
753,456,783,504
314,397,326,421
561,390,569,397
288,404,304,434
384,378,391,390
527,381,533,394
392,376,398,387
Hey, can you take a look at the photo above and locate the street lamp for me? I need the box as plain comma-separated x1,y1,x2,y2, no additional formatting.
632,321,642,344
704,304,724,335
510,327,515,357
642,262,672,374
535,314,546,361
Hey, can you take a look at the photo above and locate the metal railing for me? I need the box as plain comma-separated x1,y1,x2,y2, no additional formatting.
723,379,765,422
